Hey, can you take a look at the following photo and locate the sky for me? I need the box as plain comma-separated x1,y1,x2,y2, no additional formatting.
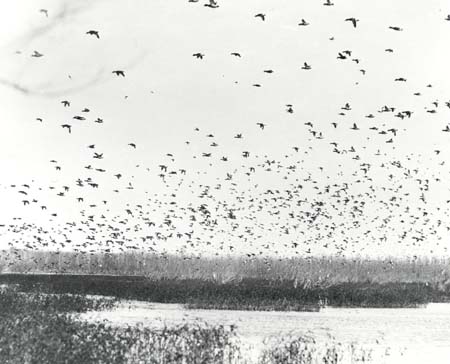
1,0,450,258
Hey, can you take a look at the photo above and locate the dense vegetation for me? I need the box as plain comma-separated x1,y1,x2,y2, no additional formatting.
1,273,448,310
0,286,384,363
2,250,450,309
3,250,450,285
0,286,244,364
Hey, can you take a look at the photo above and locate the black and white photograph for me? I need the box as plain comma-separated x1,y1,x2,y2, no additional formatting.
1,1,450,363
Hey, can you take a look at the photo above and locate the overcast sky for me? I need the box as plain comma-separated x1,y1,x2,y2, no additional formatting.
1,0,450,258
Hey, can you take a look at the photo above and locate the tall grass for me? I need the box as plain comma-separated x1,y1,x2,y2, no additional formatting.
2,249,450,285
0,286,245,364
0,286,392,363
2,249,450,309
1,274,446,309
259,335,385,364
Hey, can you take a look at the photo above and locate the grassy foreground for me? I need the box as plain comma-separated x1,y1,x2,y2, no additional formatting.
0,286,244,364
0,287,384,364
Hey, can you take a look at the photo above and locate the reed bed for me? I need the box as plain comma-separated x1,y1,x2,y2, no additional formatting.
1,273,447,310
3,249,450,285
259,335,385,364
0,286,391,364
0,286,245,364
2,249,450,309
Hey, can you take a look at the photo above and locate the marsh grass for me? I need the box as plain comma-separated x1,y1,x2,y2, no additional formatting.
3,249,450,285
0,285,117,314
0,273,445,310
0,286,394,364
259,335,383,364
0,287,246,364
2,249,450,309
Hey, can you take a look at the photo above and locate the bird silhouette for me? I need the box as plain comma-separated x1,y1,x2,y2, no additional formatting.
345,18,359,28
193,53,205,59
112,70,125,77
302,62,311,70
86,30,100,39
204,0,219,8
31,51,44,58
298,19,309,26
61,124,72,133
255,13,266,21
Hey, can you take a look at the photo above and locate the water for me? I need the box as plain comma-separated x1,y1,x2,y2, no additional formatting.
81,301,450,363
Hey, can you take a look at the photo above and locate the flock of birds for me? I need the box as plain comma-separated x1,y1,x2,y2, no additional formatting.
2,2,450,269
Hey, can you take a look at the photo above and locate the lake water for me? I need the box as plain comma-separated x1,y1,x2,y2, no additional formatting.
81,301,450,363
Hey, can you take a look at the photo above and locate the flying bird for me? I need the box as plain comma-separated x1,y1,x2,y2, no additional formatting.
345,18,359,28
39,9,48,17
61,124,72,133
255,13,266,21
86,30,100,39
298,19,309,26
112,70,125,77
204,0,219,8
193,53,205,59
31,50,44,58
301,62,311,70
61,100,70,107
